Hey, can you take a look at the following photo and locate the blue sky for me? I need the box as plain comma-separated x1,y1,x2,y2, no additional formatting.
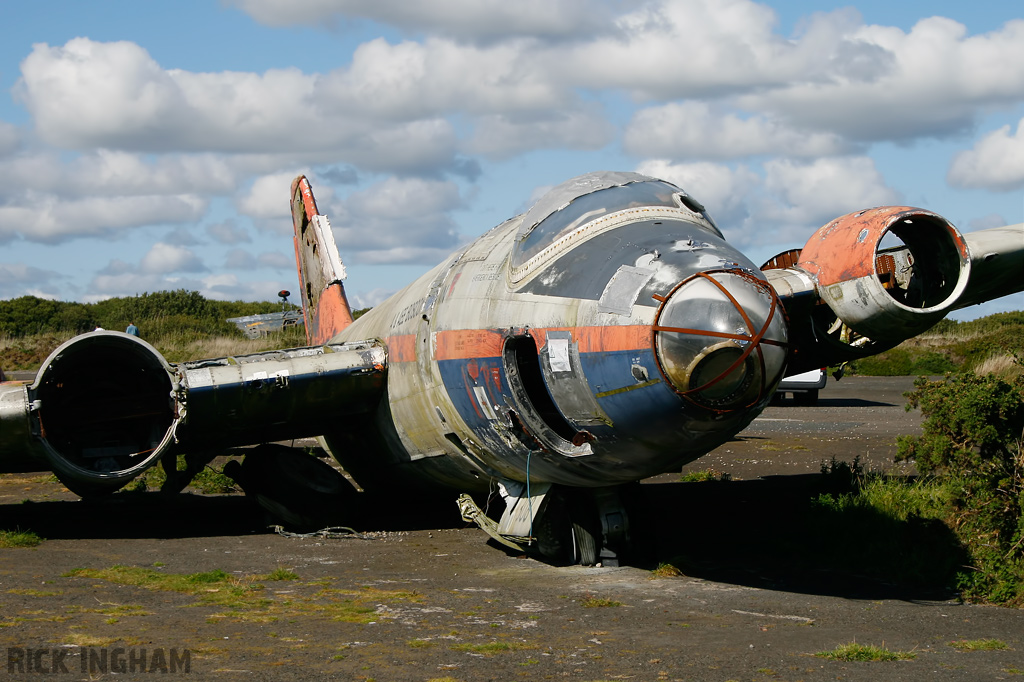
0,0,1021,320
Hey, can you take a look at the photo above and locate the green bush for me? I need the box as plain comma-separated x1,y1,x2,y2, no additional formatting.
0,291,296,341
897,373,1024,606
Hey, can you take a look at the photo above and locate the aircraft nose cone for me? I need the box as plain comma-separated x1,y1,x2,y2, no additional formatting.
652,269,788,410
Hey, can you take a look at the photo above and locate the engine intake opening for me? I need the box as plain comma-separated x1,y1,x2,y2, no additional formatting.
30,332,176,492
877,215,965,310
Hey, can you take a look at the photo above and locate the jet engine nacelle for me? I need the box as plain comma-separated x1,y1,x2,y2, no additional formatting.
0,331,385,496
763,207,974,372
796,206,971,341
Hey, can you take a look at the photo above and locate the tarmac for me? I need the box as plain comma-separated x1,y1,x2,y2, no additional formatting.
0,375,1021,681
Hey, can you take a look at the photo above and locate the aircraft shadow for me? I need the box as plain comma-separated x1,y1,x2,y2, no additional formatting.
772,397,895,408
3,474,964,603
1,488,468,541
816,397,895,407
632,475,966,602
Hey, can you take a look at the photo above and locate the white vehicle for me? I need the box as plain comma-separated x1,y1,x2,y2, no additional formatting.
775,369,827,405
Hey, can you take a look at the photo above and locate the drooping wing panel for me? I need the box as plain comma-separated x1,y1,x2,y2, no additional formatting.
0,332,386,494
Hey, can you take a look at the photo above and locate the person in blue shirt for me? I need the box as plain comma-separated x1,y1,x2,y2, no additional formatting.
126,322,140,337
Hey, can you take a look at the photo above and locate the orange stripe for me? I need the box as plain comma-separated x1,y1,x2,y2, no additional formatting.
435,329,505,360
385,325,653,363
386,334,417,363
569,325,651,354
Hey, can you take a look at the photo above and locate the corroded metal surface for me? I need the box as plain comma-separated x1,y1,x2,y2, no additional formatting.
291,175,354,345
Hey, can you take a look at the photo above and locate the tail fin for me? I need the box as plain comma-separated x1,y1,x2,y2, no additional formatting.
291,175,355,345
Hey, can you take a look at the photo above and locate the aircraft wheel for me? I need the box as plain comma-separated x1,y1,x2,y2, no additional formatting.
534,494,573,564
229,445,357,530
572,520,599,566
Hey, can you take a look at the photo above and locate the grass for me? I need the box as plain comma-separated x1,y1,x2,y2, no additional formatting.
130,458,238,495
847,311,1024,380
64,564,421,625
1,325,309,372
262,567,299,581
450,641,532,654
65,566,270,611
0,529,42,548
949,639,1009,652
678,469,730,483
63,634,120,647
651,563,685,578
580,594,622,608
6,588,60,596
815,642,916,661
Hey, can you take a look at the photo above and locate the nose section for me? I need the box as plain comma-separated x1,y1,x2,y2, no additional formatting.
652,270,788,410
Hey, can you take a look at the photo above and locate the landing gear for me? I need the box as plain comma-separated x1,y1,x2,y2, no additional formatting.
462,482,636,566
537,486,632,566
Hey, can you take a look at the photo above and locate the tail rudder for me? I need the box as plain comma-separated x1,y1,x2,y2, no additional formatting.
291,175,355,345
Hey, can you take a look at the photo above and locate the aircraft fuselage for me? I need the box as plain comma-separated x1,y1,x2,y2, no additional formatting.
325,173,788,493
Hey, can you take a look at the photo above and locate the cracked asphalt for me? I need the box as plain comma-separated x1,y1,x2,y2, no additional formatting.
1,376,1022,681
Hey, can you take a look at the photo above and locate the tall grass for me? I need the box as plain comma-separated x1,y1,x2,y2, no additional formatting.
849,311,1024,378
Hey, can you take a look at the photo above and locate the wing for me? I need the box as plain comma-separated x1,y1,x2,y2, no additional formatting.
762,208,1024,374
0,331,386,495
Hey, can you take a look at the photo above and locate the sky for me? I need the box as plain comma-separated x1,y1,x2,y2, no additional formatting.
0,0,1021,320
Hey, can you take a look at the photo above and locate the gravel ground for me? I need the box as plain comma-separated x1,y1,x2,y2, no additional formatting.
0,375,1021,681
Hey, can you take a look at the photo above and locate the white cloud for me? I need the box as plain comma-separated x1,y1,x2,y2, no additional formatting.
162,227,201,246
738,17,1024,142
637,156,901,247
0,122,20,157
0,150,238,202
758,156,901,237
947,118,1024,192
15,38,461,173
348,286,397,309
327,176,464,263
466,108,615,158
139,242,207,274
0,263,63,299
313,37,574,121
257,251,293,269
625,102,854,160
225,249,257,270
87,269,289,302
0,195,208,244
635,159,761,228
229,0,612,42
237,172,305,220
207,219,252,245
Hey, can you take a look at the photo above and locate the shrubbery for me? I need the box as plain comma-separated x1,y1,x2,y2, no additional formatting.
897,373,1024,605
0,290,307,369
0,290,293,339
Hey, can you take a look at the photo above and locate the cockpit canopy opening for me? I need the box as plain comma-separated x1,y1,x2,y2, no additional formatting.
511,172,721,271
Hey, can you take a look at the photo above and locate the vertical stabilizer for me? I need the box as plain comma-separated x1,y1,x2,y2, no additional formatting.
291,176,355,345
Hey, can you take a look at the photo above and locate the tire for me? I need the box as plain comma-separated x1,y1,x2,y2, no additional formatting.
572,520,599,566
